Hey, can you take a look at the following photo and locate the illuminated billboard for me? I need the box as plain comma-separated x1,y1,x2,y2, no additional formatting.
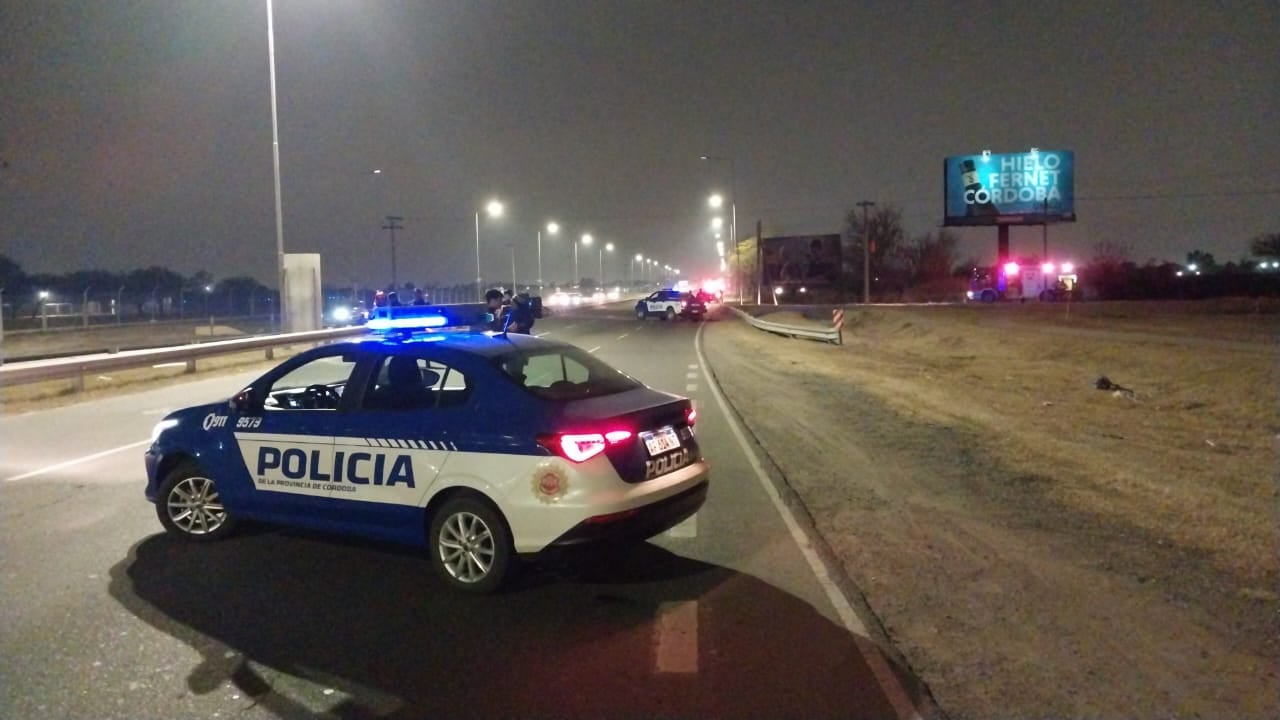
944,150,1075,226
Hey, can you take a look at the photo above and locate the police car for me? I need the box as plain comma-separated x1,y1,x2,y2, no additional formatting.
144,305,709,594
636,289,698,321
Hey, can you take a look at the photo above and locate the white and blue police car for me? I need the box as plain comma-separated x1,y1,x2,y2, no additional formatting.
144,305,709,593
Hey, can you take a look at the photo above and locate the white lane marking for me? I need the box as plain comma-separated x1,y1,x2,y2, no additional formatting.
141,408,170,416
563,324,577,330
5,439,151,483
654,601,699,673
535,332,550,337
694,322,922,720
587,346,601,354
685,372,698,379
617,333,630,340
665,512,697,538
685,383,698,392
688,364,698,369
151,362,187,369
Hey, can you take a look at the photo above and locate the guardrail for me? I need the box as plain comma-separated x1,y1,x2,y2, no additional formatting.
728,306,843,345
0,326,367,391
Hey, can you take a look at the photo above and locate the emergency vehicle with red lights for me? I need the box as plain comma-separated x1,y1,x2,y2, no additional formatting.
967,260,1079,303
143,304,709,594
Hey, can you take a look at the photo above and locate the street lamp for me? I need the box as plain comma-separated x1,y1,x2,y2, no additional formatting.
539,221,559,292
711,217,723,230
701,155,739,302
632,253,643,285
576,234,593,286
475,199,503,299
599,242,614,284
266,0,287,329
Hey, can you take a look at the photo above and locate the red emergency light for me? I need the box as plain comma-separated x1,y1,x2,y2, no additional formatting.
1003,262,1020,276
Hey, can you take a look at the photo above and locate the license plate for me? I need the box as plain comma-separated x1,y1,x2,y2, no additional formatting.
641,426,681,456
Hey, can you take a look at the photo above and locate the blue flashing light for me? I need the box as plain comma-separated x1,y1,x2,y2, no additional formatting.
367,314,448,331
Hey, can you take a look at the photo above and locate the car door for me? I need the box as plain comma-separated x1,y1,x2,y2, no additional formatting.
326,350,465,544
228,347,364,526
645,292,663,314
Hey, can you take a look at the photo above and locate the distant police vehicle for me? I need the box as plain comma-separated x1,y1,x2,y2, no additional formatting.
635,289,703,321
145,304,709,594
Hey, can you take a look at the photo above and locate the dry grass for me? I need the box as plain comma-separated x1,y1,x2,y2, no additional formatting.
835,305,1277,585
704,303,1280,718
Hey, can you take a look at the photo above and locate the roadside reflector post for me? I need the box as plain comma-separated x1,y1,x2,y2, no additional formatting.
185,358,197,374
72,368,84,393
832,307,845,345
266,347,275,360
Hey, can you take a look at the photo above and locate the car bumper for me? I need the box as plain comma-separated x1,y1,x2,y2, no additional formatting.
544,479,708,548
144,448,161,502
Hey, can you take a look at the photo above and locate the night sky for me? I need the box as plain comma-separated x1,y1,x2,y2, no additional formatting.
2,0,1277,287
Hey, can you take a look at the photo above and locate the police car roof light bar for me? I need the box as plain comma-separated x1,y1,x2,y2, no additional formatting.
366,305,487,335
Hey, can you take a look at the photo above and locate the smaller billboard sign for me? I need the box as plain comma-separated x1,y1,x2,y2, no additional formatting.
944,150,1076,226
760,234,842,287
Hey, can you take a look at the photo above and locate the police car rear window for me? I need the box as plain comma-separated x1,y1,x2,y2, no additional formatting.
495,348,640,401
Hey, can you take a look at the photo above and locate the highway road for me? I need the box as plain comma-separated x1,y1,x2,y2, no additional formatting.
0,303,929,720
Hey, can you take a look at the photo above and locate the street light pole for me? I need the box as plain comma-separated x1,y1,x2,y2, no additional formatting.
474,211,482,300
857,200,876,304
540,221,559,294
702,155,739,302
510,244,517,291
266,0,287,330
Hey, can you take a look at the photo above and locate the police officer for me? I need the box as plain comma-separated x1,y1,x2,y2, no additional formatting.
412,288,428,306
484,289,509,331
506,292,535,334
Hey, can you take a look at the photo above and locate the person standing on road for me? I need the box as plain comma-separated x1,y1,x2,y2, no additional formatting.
485,289,509,332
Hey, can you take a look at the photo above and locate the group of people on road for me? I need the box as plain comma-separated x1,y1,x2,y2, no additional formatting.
485,288,535,334
369,286,534,334
373,288,429,307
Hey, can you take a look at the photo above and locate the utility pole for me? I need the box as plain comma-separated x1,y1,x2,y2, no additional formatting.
747,219,757,302
857,200,876,304
382,215,404,289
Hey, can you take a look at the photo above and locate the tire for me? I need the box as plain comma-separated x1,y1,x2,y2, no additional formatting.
980,290,996,303
636,307,646,320
155,461,237,542
665,307,676,321
429,495,514,595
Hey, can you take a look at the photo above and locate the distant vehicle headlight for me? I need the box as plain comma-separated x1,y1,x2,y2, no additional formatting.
332,306,352,322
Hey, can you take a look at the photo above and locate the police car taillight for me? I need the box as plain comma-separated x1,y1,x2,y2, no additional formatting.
538,430,633,463
686,407,696,426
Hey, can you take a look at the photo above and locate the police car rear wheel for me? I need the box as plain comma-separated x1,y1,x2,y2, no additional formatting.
664,307,675,321
636,308,646,320
157,463,236,542
430,497,513,594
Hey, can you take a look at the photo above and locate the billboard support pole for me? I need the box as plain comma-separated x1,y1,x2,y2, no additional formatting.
1042,198,1049,261
857,200,876,304
998,225,1010,264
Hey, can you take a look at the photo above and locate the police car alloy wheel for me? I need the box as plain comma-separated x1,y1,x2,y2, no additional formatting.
429,496,514,594
636,307,646,320
664,307,676,321
157,462,236,542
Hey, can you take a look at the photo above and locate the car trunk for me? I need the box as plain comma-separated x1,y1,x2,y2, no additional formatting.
555,387,698,483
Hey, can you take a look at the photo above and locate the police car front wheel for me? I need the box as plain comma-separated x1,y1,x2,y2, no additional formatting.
429,496,514,594
157,462,237,542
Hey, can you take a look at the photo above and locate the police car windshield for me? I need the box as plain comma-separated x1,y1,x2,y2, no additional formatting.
494,347,640,401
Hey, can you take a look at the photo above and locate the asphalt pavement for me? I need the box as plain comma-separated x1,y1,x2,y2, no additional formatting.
0,303,928,720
